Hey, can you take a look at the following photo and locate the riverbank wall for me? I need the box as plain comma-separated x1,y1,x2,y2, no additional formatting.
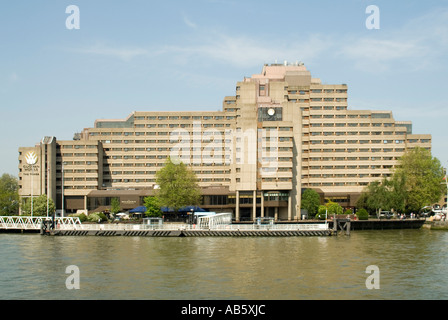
422,221,448,230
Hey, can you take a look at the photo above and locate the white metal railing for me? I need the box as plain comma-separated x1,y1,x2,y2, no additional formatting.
197,213,233,229
0,216,82,230
1,216,329,232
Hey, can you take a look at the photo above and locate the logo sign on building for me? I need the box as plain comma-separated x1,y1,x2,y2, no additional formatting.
25,151,38,165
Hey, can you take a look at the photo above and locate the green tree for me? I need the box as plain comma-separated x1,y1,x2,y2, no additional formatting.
356,208,369,220
155,157,201,212
143,196,162,217
0,173,19,215
110,198,121,215
357,180,391,215
314,201,343,219
394,147,446,213
357,147,445,214
326,200,343,215
21,194,56,216
315,205,327,220
301,189,321,216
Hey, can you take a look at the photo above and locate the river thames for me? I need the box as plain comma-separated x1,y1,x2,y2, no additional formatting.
1,228,447,300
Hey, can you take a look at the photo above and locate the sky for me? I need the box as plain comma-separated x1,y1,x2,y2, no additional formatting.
1,0,448,176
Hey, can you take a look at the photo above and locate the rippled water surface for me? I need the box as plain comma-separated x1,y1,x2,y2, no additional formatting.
1,229,447,300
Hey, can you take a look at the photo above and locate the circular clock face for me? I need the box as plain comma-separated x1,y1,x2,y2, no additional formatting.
267,108,275,116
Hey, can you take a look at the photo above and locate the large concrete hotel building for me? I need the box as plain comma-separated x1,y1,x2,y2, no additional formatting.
18,63,432,220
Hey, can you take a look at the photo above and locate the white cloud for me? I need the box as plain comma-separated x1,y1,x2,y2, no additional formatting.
72,7,448,73
160,33,332,68
75,43,149,62
183,15,197,29
337,8,448,73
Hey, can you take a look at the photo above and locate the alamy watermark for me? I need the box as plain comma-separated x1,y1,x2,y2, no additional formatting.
65,265,80,290
66,5,80,30
169,122,280,176
365,265,380,289
365,5,380,30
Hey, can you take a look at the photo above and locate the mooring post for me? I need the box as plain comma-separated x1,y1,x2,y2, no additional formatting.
335,218,351,236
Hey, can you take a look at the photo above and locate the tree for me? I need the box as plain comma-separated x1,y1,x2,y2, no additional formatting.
357,147,446,214
314,201,343,219
110,198,121,215
143,196,162,217
357,177,407,215
301,189,321,216
21,194,56,216
356,208,369,220
326,200,343,215
0,173,19,215
394,147,446,213
155,157,201,212
315,205,327,220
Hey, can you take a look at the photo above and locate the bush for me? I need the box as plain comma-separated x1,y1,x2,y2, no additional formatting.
356,208,369,220
68,213,87,222
315,205,328,220
344,209,353,215
87,212,107,222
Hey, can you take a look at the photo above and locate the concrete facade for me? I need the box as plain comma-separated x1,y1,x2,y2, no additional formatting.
18,63,432,220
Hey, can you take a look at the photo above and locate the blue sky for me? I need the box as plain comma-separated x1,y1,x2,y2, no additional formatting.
1,0,448,175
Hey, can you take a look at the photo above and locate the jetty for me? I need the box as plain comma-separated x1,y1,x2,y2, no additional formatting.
0,214,332,237
0,214,426,237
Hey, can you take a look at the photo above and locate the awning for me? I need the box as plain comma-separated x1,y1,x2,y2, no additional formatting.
129,206,147,213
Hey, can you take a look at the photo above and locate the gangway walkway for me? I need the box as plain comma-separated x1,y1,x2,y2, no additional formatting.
0,216,82,231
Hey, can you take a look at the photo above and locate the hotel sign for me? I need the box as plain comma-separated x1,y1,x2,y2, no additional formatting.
25,151,38,165
23,151,39,173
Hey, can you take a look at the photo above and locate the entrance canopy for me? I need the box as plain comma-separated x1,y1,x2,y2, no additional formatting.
129,206,147,213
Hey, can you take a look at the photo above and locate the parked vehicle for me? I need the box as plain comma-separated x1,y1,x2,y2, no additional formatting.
377,210,392,219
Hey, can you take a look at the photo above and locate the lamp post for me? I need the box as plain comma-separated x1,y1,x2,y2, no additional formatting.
444,165,448,220
61,162,65,217
31,164,34,217
47,166,50,218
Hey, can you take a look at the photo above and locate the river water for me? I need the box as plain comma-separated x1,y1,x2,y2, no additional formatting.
1,229,447,300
